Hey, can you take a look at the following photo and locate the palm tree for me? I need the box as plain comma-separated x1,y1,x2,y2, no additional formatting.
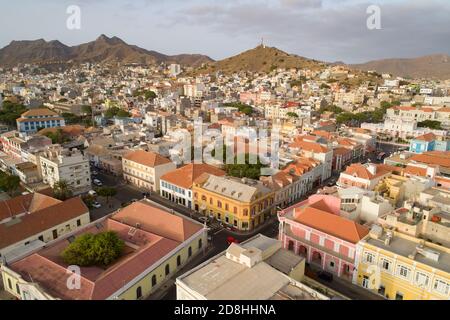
53,180,73,200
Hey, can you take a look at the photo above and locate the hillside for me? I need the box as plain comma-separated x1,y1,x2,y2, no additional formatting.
194,45,325,75
351,54,450,80
0,35,213,68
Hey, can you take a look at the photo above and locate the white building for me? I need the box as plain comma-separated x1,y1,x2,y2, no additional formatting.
176,234,331,300
160,163,225,209
39,145,91,195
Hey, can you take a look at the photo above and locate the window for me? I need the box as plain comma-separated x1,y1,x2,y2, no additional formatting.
198,239,203,249
217,201,222,208
136,286,142,299
380,258,391,272
188,246,192,258
38,235,44,242
397,265,411,279
243,209,249,216
151,275,157,287
330,261,335,268
7,278,12,290
165,264,170,276
177,256,181,267
395,292,403,300
225,204,229,211
16,283,21,295
364,252,375,264
433,279,449,295
415,272,430,287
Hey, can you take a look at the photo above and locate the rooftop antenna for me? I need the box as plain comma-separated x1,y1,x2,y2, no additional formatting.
261,37,266,49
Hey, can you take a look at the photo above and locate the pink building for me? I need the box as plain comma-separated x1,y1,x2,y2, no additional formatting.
278,196,369,281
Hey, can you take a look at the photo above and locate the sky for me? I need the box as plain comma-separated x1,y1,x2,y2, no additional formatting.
1,0,450,64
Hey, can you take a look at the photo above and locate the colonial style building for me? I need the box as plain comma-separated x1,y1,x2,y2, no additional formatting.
122,150,176,192
193,174,275,231
0,200,207,300
278,196,369,281
0,193,90,263
160,163,225,209
16,109,65,133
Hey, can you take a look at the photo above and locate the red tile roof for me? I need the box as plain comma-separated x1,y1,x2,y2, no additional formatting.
294,207,369,243
123,150,172,167
160,163,225,189
414,133,436,142
0,197,89,250
112,201,203,242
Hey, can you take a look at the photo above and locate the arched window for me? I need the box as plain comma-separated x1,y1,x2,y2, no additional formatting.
188,246,193,257
177,255,181,267
151,275,157,287
198,238,203,249
202,195,207,201
136,286,142,299
165,264,170,276
217,200,222,208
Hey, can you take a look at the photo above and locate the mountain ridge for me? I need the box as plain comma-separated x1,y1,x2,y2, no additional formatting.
0,35,214,68
350,53,450,80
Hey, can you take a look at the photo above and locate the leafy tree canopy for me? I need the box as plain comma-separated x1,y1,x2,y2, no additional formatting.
61,231,124,267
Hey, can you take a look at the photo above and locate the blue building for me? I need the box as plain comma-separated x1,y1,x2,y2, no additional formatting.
16,108,65,133
410,133,450,153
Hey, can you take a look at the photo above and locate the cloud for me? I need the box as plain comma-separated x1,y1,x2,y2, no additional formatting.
165,0,450,63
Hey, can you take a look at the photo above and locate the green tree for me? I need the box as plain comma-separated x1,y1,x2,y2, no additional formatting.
53,180,73,200
62,112,82,125
418,120,442,130
81,105,92,115
223,102,254,116
0,101,27,126
96,187,117,203
61,231,124,267
286,112,299,118
0,173,20,196
225,154,267,180
116,109,131,118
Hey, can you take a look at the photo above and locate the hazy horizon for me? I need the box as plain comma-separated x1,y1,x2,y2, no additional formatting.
1,0,449,64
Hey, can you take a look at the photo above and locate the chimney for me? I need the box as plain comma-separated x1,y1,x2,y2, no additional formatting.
367,163,377,175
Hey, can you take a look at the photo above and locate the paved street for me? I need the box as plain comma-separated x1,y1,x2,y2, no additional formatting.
88,170,382,300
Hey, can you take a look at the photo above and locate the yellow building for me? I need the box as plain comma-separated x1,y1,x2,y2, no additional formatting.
1,200,207,300
193,174,275,231
354,227,450,300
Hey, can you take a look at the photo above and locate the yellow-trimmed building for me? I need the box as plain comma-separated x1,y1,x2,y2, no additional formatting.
354,227,450,300
192,174,275,231
1,200,207,300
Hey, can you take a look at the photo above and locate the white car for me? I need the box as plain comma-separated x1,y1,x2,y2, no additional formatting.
93,179,102,186
88,190,97,197
92,201,102,209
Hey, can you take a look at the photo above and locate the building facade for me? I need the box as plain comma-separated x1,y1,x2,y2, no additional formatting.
122,150,176,192
16,109,65,133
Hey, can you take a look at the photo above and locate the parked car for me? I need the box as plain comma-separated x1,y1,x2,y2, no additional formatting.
92,171,99,176
226,236,239,245
92,201,102,209
93,179,102,186
317,271,333,282
88,190,97,197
